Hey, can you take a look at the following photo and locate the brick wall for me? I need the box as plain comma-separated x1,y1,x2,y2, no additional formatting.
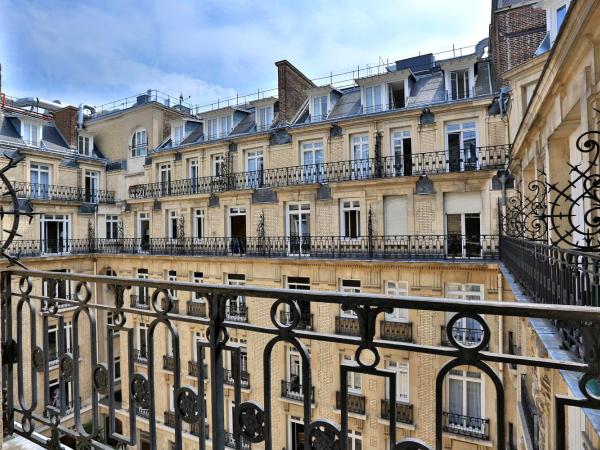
490,3,547,85
275,60,315,123
52,106,78,147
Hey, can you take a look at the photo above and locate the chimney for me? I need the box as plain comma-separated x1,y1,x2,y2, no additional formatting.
52,106,79,147
275,60,316,123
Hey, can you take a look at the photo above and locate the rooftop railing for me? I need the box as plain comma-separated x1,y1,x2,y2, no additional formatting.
3,235,500,261
90,90,193,119
129,145,510,199
2,268,599,449
12,181,116,203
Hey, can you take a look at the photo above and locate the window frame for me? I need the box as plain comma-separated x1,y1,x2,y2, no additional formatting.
340,199,361,239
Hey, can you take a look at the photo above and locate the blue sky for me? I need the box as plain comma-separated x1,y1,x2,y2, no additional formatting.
0,0,491,108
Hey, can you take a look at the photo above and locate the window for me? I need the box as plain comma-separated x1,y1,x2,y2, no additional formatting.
49,378,73,413
363,85,382,113
30,163,50,199
351,135,369,178
343,354,362,393
447,369,484,430
137,323,149,359
84,170,99,203
386,360,409,402
522,82,536,113
131,129,148,157
172,123,185,146
167,270,177,300
446,122,477,172
220,115,233,137
340,280,360,318
193,209,204,240
311,95,328,121
167,211,178,240
301,141,324,183
246,149,264,188
114,356,121,381
206,118,218,140
384,281,409,322
257,106,273,130
137,269,149,307
347,430,362,450
445,284,484,346
556,5,567,30
226,274,246,320
159,163,172,195
106,215,119,240
340,200,360,239
213,154,225,177
192,272,204,302
188,158,199,179
78,135,92,155
391,129,412,176
450,69,471,100
22,121,41,146
287,203,311,255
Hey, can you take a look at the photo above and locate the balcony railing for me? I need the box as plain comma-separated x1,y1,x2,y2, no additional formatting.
380,320,412,342
225,304,248,322
188,360,207,378
442,412,490,440
441,325,486,347
13,181,116,203
521,374,540,450
3,268,597,450
187,300,207,317
281,380,314,403
336,391,366,415
164,410,176,428
225,430,251,450
380,399,413,424
190,421,210,438
130,294,149,310
129,145,510,199
279,310,313,330
133,348,147,365
224,369,250,388
335,316,360,336
4,235,500,261
163,354,176,371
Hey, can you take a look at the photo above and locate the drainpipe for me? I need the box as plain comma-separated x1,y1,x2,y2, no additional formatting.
498,272,504,377
77,104,96,129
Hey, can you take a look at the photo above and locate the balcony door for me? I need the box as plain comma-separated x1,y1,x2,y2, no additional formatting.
384,281,409,322
446,122,477,172
229,207,246,254
351,134,370,179
30,163,50,199
391,129,412,176
41,214,70,254
447,369,484,432
287,203,310,255
385,360,409,403
288,417,305,450
84,170,99,203
287,350,303,395
137,213,150,252
159,164,171,196
444,192,482,258
246,149,264,188
301,141,324,183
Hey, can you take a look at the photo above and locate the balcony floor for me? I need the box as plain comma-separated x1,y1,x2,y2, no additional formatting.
3,435,46,449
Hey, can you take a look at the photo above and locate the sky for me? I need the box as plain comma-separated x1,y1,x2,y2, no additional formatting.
0,0,491,109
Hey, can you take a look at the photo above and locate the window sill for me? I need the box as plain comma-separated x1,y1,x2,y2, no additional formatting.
376,417,416,431
442,431,493,447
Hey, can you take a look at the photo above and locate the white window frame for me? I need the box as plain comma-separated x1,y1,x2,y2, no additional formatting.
131,128,148,157
445,121,479,170
167,270,177,300
188,158,199,179
311,95,328,121
192,272,204,303
78,134,93,156
340,199,361,239
385,360,409,402
30,163,51,199
384,281,409,322
167,210,178,240
343,354,362,394
206,118,218,140
172,123,185,146
137,322,149,356
219,114,233,138
114,355,121,382
449,69,471,100
106,215,119,240
257,106,273,130
347,429,362,450
193,209,204,240
363,84,383,113
447,368,485,430
286,202,311,255
40,214,71,254
212,154,225,177
445,283,485,345
22,121,41,146
340,279,360,318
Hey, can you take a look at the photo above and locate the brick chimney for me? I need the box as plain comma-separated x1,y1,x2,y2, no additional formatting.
275,60,315,123
490,1,547,85
53,105,79,147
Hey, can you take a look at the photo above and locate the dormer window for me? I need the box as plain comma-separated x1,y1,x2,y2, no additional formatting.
22,121,41,146
205,114,233,140
311,96,328,121
131,128,148,157
206,118,217,140
363,85,383,114
219,115,232,137
257,106,273,130
78,134,93,156
450,69,471,100
172,123,185,146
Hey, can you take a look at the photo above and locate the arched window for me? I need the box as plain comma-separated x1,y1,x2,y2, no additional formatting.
130,128,148,157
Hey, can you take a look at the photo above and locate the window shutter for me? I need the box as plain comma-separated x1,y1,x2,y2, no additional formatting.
384,196,408,236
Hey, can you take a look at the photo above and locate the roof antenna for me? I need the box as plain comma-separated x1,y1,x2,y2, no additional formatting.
179,93,184,104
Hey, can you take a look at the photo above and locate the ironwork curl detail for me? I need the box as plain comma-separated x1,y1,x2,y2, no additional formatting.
236,401,265,443
93,364,109,395
20,413,33,435
504,179,548,241
270,298,301,331
59,355,74,382
175,387,199,424
446,313,490,355
307,420,341,450
130,374,151,408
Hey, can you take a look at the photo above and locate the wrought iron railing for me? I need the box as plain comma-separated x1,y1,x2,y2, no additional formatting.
281,380,315,403
441,325,485,347
442,412,490,440
2,268,599,450
4,235,500,261
129,145,510,199
13,181,116,203
520,374,540,450
335,316,360,336
188,360,207,378
163,355,176,372
225,430,251,450
187,300,208,317
380,399,413,424
130,294,149,310
224,369,250,388
380,320,412,342
279,310,313,330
